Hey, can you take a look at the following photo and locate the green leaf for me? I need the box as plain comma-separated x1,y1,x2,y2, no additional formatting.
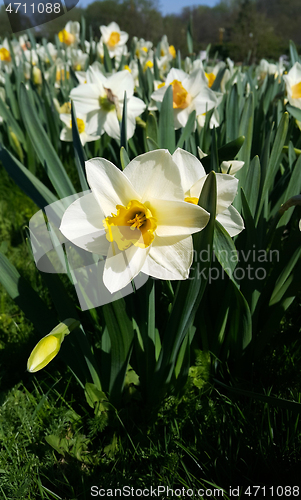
0,144,58,209
210,127,219,172
103,43,112,73
278,153,301,226
152,172,217,400
85,383,109,411
269,247,301,306
257,112,289,219
226,84,239,142
213,220,238,279
186,19,194,54
0,252,57,336
215,379,301,412
102,298,134,407
201,136,245,171
0,96,25,146
120,91,128,151
147,136,159,151
80,15,86,50
4,72,20,121
120,146,130,170
176,110,196,149
211,66,226,92
19,83,76,199
71,101,89,191
243,155,261,218
237,92,254,180
158,85,176,153
146,112,158,147
224,283,252,357
286,104,301,122
289,39,300,65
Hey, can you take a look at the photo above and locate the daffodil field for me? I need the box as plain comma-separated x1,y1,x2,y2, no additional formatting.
1,15,301,496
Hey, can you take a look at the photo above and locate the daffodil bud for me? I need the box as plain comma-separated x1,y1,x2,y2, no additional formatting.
27,319,80,373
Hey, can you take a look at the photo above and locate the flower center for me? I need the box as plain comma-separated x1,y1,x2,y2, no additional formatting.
205,72,216,88
169,45,176,58
99,87,116,112
170,79,191,109
144,60,153,72
58,29,75,46
103,200,157,252
69,117,85,134
291,81,301,99
107,31,120,48
0,48,11,62
185,196,198,205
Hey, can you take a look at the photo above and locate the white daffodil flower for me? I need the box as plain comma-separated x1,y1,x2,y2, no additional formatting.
60,113,100,146
0,39,13,71
66,47,89,72
197,108,221,129
133,37,153,60
60,150,210,293
150,68,218,130
58,21,80,46
172,148,244,237
256,59,285,83
37,42,58,63
283,62,301,109
99,22,128,60
159,35,176,61
70,66,146,141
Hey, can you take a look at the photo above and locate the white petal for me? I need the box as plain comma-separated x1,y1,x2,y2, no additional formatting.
189,175,207,199
124,149,184,202
215,173,239,214
143,234,194,280
86,65,107,86
151,199,209,236
60,113,72,127
216,205,244,237
191,87,217,115
165,68,188,85
127,95,146,116
60,127,72,142
220,160,244,175
189,173,239,214
103,110,120,141
85,158,140,215
172,148,206,194
83,133,101,143
86,109,107,136
70,83,100,114
107,70,134,98
125,113,136,140
175,107,191,128
60,192,110,254
103,244,148,293
185,68,208,96
150,85,166,103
